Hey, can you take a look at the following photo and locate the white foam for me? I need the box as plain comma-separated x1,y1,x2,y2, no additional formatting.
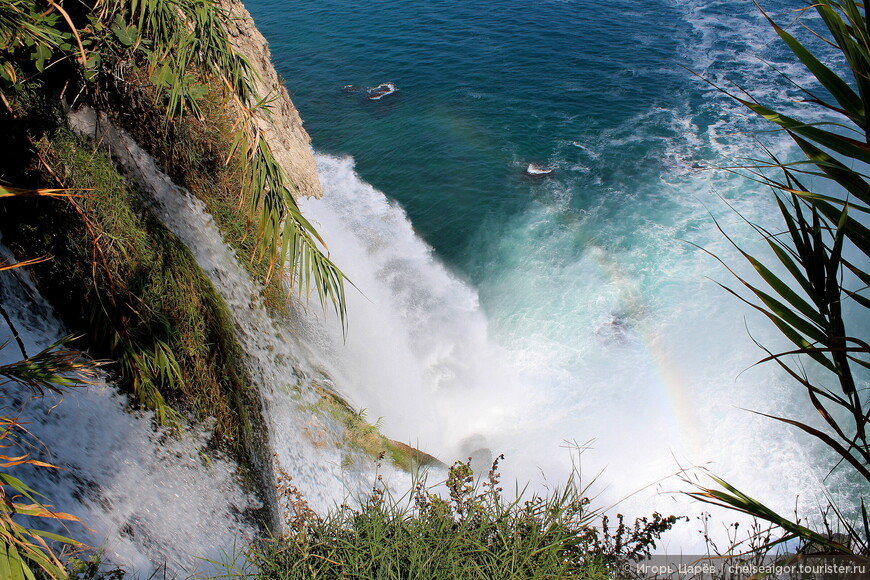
67,110,409,521
571,141,601,159
292,145,858,551
0,247,257,577
298,154,529,463
367,82,398,100
526,163,555,175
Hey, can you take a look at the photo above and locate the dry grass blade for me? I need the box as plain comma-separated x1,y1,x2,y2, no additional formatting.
0,185,88,198
0,414,83,579
0,257,50,272
44,0,87,68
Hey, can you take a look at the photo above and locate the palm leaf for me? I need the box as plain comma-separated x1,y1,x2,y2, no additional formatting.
695,0,870,554
755,0,865,125
689,475,851,553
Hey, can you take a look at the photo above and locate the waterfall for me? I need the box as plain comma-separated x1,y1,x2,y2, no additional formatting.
287,153,855,551
0,107,417,577
0,246,258,577
68,106,409,521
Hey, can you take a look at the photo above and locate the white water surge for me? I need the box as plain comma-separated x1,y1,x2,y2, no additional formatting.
68,109,405,520
0,248,257,577
293,152,863,551
262,0,868,552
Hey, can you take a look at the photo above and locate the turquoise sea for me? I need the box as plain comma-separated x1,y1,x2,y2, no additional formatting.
245,0,865,545
250,0,761,264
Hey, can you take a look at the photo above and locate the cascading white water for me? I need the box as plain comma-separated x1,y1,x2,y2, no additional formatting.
68,108,408,521
0,109,421,577
291,155,531,465
291,152,860,551
0,246,258,577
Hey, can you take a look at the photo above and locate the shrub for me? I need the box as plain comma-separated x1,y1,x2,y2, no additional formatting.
244,456,680,580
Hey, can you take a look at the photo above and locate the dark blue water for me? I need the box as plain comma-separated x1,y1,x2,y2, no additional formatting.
247,0,726,263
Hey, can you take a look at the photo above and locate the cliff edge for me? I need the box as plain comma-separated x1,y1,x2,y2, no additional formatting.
219,0,324,199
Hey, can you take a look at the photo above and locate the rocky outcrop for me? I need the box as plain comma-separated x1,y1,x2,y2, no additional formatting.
219,0,323,199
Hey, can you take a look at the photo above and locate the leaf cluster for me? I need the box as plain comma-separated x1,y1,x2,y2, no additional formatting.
0,335,100,579
0,0,75,84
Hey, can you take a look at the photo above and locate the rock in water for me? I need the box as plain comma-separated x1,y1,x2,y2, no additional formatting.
367,82,398,100
524,163,554,177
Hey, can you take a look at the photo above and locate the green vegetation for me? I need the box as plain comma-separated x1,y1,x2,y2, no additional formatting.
4,124,253,439
305,384,442,472
239,458,679,580
0,328,98,578
693,0,870,555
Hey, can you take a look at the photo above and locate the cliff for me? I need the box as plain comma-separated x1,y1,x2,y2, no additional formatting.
0,0,334,545
219,0,324,199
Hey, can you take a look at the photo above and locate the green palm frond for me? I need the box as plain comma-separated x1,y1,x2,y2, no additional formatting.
233,132,347,325
697,0,870,554
688,474,851,553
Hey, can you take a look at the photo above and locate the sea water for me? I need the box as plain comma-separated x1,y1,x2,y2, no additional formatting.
244,0,868,549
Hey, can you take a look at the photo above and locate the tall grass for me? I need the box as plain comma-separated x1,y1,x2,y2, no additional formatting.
240,457,680,580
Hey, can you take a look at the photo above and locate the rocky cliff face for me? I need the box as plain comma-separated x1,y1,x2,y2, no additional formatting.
219,0,324,200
